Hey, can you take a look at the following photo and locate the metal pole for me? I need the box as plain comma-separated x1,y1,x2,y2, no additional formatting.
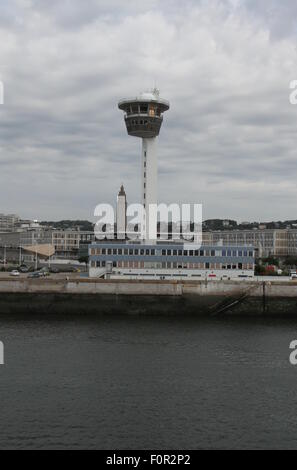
35,242,38,270
19,246,22,266
4,245,6,266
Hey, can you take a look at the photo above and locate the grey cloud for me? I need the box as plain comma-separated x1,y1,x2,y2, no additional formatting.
0,0,297,221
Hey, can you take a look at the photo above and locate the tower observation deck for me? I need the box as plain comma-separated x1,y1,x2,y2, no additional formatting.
118,90,170,242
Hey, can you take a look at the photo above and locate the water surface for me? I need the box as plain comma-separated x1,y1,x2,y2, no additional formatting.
0,314,296,449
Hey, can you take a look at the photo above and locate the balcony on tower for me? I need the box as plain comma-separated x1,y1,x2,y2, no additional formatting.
118,90,170,139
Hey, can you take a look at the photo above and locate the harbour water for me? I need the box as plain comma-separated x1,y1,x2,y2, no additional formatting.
0,313,297,449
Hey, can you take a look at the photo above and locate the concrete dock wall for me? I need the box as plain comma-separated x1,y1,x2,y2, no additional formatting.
0,278,296,315
0,277,296,296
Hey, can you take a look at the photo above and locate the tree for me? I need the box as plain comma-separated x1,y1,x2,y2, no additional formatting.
78,255,89,268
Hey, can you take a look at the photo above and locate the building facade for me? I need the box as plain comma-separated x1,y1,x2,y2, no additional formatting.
202,228,297,258
0,227,95,263
89,242,255,280
0,214,20,233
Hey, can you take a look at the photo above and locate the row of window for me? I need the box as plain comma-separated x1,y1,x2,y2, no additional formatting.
90,247,254,257
91,260,254,270
126,104,161,116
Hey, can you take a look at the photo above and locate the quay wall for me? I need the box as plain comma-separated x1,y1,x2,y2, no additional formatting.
0,278,296,315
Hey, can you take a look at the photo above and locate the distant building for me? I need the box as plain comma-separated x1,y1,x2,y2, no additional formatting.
0,213,20,232
0,227,95,263
202,228,297,258
116,185,127,240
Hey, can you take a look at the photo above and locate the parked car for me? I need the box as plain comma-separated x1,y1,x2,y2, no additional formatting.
28,272,41,278
10,270,20,277
290,271,297,280
49,267,60,273
19,266,29,273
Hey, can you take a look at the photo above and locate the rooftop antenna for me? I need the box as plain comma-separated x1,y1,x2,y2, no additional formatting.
152,77,160,98
152,87,160,98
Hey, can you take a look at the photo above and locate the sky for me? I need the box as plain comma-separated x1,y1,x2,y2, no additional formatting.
0,0,297,222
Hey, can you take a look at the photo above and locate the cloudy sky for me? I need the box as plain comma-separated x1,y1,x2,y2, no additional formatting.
0,0,297,222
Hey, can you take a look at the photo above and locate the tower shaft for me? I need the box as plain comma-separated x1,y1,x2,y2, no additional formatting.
142,138,157,242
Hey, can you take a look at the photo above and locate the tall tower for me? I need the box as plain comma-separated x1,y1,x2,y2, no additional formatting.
118,89,170,242
116,184,127,240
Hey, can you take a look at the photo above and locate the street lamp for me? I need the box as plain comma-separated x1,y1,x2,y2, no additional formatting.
34,240,38,271
19,246,22,266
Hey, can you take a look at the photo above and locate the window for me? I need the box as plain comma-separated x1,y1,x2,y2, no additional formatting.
249,251,253,257
167,250,172,256
151,249,155,255
222,250,226,256
129,249,133,255
189,250,193,256
195,250,199,256
211,250,215,256
173,250,177,256
146,249,150,255
135,249,139,255
102,249,106,255
244,251,248,257
162,250,166,256
206,262,210,269
108,249,112,255
149,105,156,116
140,105,148,113
124,249,128,255
113,249,117,255
140,249,145,255
238,250,242,256
118,249,122,255
184,250,188,256
232,251,237,257
227,250,231,257
178,250,182,256
200,250,204,256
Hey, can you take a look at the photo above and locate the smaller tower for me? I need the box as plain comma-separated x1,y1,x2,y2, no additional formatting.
116,185,127,240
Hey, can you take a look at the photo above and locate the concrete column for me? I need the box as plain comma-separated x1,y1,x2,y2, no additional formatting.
142,137,157,243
